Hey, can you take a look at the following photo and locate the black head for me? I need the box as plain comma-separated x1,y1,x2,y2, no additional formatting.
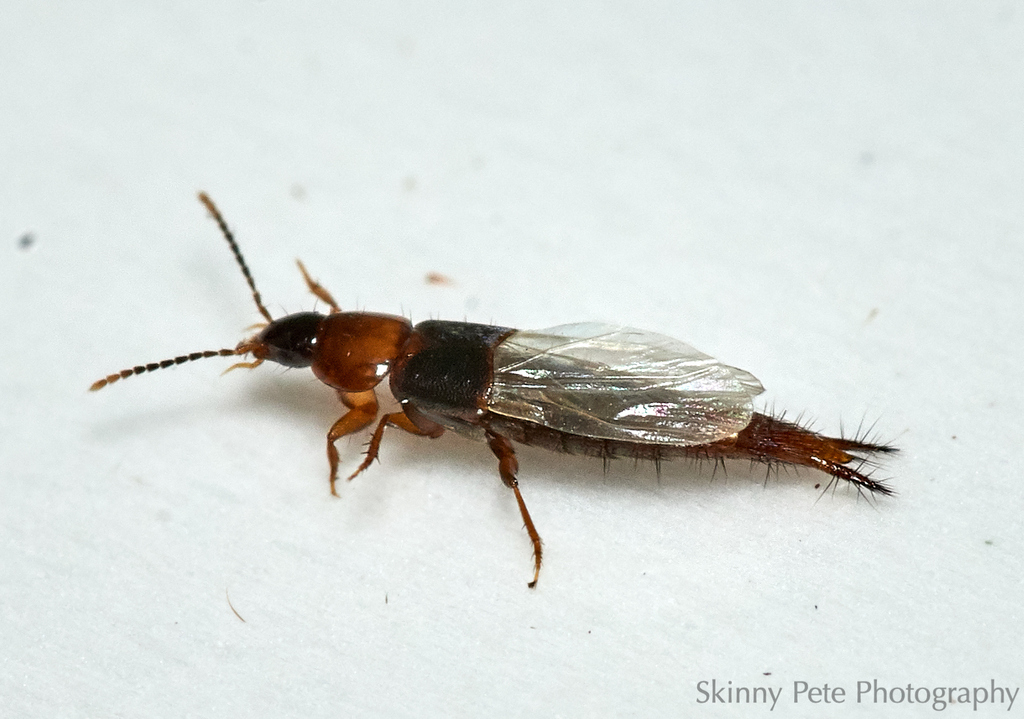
247,311,325,368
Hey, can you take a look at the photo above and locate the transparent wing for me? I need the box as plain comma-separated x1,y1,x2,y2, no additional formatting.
489,323,764,445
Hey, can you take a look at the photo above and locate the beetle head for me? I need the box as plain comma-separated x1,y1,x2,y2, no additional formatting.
240,311,325,368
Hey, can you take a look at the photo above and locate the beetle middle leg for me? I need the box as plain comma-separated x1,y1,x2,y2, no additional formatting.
327,390,379,496
486,430,543,588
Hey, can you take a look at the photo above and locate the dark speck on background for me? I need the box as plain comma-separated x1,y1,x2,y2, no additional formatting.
18,232,35,250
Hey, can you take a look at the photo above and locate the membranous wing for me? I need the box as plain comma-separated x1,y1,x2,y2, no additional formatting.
488,323,764,445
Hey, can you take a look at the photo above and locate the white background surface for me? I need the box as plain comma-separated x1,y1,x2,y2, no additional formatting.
2,2,1022,717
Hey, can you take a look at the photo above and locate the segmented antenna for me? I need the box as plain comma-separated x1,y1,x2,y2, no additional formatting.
90,194,272,392
197,192,273,323
90,348,241,391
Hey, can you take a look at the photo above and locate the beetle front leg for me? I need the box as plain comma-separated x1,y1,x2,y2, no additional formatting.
486,430,543,588
296,259,340,313
349,409,444,480
327,390,379,496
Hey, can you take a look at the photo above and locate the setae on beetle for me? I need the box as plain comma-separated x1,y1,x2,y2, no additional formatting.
92,193,896,587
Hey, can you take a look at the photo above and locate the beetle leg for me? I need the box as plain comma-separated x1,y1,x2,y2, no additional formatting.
327,390,379,496
485,430,543,589
349,409,444,480
296,259,341,313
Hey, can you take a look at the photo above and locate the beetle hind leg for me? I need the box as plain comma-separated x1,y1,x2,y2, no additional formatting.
486,430,543,588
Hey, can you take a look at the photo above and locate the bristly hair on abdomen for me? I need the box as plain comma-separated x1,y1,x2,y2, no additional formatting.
483,409,897,499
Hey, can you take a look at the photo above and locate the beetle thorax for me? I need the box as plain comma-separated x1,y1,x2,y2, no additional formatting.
301,312,414,392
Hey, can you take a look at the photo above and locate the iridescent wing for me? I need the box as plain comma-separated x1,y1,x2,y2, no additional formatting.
488,323,764,445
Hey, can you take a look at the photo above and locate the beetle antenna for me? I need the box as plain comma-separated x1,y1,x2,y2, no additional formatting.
198,192,274,323
89,348,249,391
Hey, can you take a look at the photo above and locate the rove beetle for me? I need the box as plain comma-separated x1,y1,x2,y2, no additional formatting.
92,194,896,587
